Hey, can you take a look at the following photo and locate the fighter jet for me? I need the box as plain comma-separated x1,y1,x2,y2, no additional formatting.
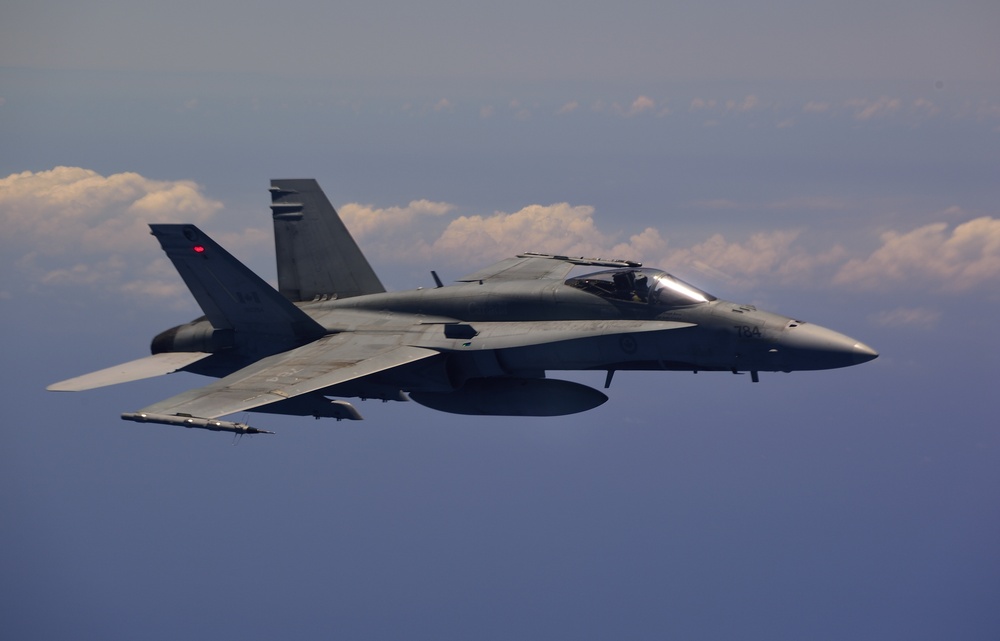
48,179,878,434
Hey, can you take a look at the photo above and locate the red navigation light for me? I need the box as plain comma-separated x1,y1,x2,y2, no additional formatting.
193,245,206,254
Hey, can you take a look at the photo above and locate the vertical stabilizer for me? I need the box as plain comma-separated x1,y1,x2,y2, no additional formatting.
270,179,385,302
150,224,325,346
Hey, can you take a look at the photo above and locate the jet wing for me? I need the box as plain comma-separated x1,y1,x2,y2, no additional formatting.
457,253,641,283
48,352,213,391
128,335,438,422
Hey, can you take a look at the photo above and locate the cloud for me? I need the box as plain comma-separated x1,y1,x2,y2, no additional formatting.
835,217,1000,292
625,95,655,117
556,101,579,115
803,101,831,114
689,98,717,112
846,96,901,121
1,167,223,302
911,98,941,118
870,307,941,330
667,231,799,280
726,95,759,113
0,167,222,254
428,204,666,266
339,200,455,240
9,167,991,302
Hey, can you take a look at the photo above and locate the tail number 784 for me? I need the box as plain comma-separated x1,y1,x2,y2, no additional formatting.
734,325,762,339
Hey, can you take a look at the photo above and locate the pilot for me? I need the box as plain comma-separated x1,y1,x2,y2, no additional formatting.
632,273,649,302
612,272,633,300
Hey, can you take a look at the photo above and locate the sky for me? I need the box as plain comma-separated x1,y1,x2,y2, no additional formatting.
2,2,999,640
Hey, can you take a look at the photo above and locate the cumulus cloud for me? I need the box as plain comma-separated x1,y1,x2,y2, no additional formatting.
1,167,223,302
9,166,991,301
665,231,799,283
339,200,455,240
0,166,222,254
624,95,655,117
835,217,1000,291
426,204,666,266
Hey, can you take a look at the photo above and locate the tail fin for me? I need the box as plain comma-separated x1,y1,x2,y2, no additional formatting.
270,179,385,302
150,224,325,346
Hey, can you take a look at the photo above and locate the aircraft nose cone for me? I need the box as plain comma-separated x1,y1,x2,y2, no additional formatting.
779,323,878,370
852,341,879,365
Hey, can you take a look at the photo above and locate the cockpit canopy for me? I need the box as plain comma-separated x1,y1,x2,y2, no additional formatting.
566,268,716,307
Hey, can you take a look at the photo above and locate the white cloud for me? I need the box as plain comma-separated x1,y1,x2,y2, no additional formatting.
726,95,759,113
846,96,901,121
625,95,655,117
835,217,1000,292
339,200,455,240
870,307,941,330
0,166,222,254
665,230,800,286
556,101,579,115
428,203,666,266
936,205,966,218
1,167,223,302
911,98,941,118
9,167,991,302
689,97,717,112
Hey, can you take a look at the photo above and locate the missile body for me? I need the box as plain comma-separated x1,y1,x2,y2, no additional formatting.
121,412,274,434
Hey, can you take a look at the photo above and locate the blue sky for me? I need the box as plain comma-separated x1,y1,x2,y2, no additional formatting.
2,2,999,640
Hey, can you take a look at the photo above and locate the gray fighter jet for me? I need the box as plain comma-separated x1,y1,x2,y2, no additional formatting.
49,179,878,434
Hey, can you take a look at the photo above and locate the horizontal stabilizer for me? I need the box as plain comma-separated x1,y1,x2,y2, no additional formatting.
48,352,212,392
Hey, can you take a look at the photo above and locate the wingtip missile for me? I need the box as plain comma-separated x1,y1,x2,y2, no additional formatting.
121,412,274,435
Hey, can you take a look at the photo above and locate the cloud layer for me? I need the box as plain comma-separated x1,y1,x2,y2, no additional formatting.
4,167,999,308
0,167,222,253
1,167,224,303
